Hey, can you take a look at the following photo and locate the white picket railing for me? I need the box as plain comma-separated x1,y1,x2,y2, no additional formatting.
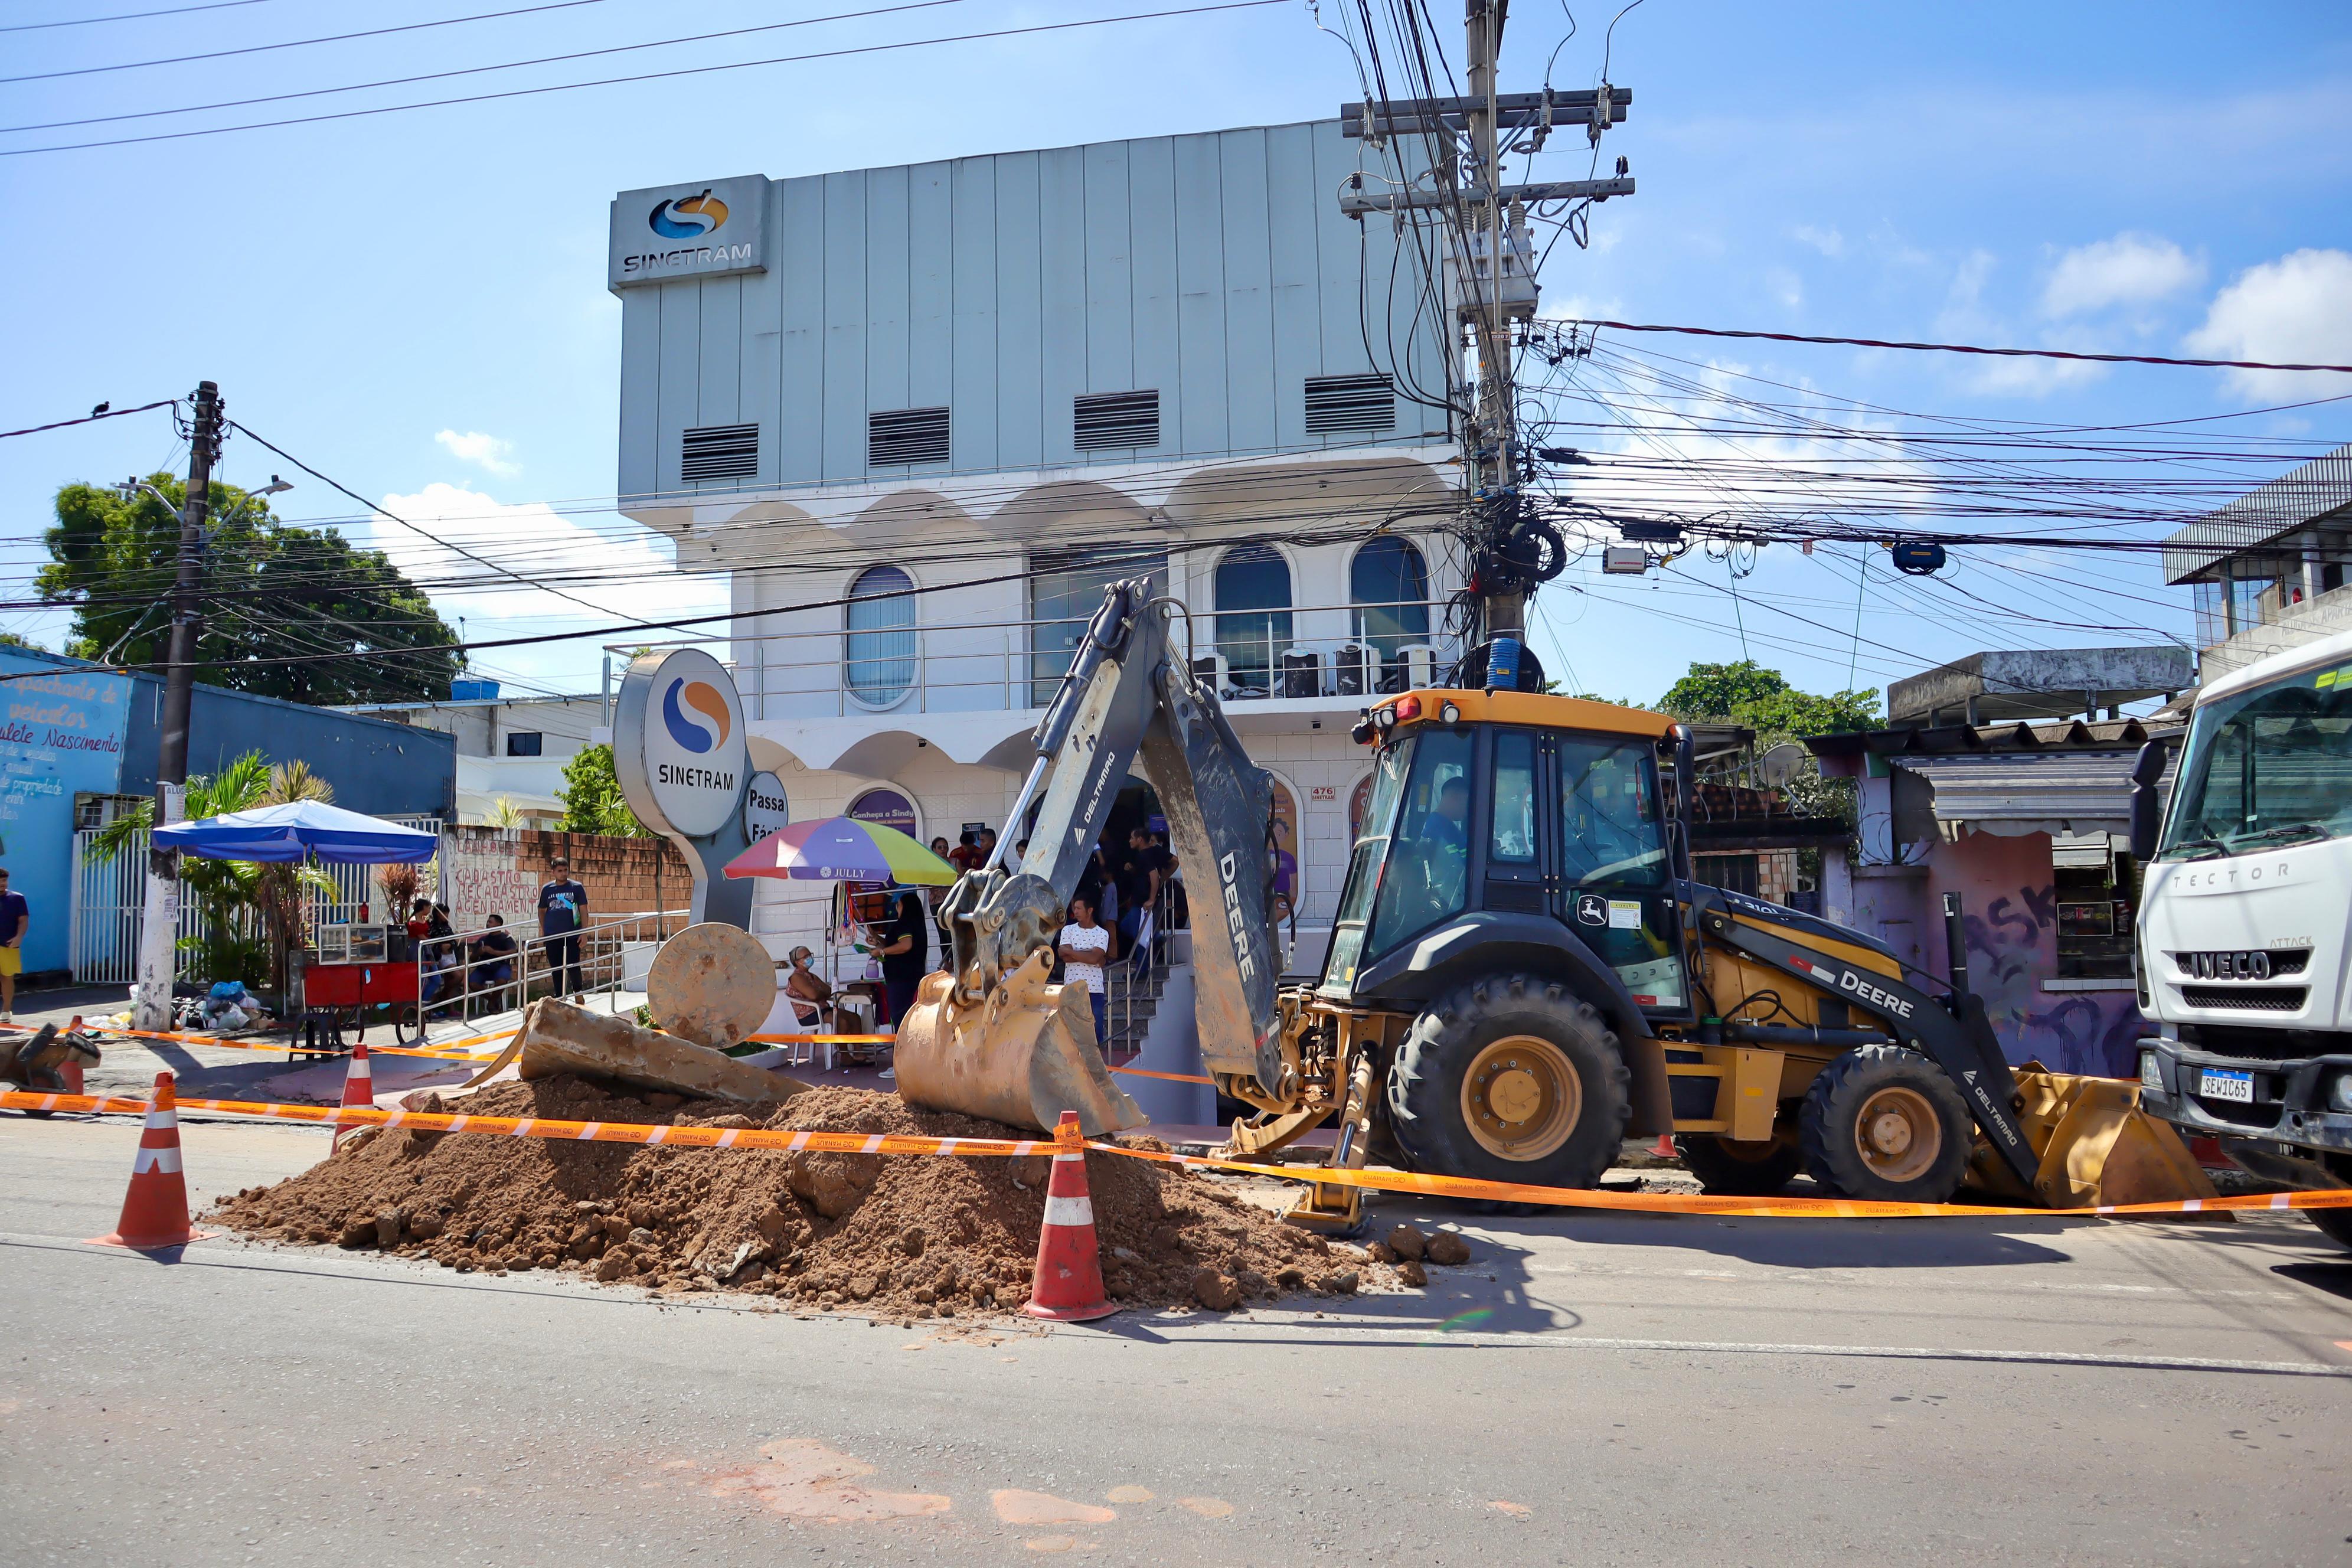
68,820,443,987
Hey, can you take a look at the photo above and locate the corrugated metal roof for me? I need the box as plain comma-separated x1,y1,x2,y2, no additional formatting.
1888,750,2175,840
2161,440,2352,584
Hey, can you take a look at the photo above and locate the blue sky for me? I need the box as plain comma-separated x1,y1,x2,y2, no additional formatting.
2,0,2347,707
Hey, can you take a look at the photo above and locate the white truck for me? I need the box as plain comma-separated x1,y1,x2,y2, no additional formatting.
2131,623,2352,1248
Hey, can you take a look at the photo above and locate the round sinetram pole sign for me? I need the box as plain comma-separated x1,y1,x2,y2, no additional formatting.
613,646,756,928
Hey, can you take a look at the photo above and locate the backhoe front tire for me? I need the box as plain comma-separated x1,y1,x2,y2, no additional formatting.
1386,974,1631,1191
1676,1132,1803,1197
1800,1044,1972,1204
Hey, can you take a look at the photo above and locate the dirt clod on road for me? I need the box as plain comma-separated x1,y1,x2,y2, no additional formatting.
210,1076,1415,1317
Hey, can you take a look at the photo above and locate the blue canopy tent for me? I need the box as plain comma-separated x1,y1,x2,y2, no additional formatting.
153,801,437,864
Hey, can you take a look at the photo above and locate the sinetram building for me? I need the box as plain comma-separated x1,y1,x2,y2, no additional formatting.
612,120,1465,963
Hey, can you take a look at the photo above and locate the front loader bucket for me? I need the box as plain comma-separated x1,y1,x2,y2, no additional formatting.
1970,1064,2218,1209
893,953,1146,1138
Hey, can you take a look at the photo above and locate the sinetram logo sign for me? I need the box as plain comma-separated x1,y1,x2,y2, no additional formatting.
609,176,767,290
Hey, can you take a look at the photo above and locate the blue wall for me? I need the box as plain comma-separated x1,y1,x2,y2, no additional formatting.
0,646,455,981
0,651,136,975
116,681,455,821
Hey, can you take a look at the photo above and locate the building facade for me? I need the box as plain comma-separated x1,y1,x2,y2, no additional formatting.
2163,440,2352,681
342,686,607,825
613,122,1462,965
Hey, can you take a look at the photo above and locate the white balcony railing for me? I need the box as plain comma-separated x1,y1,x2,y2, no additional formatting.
616,599,1463,719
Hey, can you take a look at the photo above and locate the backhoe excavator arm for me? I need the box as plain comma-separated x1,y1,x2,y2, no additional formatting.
898,580,1285,1132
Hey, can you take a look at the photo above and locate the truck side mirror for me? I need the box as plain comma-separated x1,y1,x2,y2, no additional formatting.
2126,739,2167,860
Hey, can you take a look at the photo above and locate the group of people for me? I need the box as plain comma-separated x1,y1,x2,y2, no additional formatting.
406,855,591,1019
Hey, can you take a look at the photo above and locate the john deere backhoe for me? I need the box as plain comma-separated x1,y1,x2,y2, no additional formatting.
896,579,2211,1227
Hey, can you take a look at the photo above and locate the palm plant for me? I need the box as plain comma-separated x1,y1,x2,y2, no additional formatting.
485,795,526,829
86,752,272,983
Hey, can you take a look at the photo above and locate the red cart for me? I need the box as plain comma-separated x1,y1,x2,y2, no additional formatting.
302,961,422,1046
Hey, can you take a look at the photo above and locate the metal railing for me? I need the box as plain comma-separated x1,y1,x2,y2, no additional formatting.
612,597,1462,718
404,908,684,1028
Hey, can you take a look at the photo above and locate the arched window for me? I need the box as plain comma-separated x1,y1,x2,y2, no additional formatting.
1214,545,1292,695
1351,537,1430,657
845,564,916,707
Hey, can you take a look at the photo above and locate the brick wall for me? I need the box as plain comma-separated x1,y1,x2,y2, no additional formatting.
440,825,690,933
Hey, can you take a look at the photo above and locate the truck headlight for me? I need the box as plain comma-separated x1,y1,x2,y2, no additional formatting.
2330,1073,2352,1114
2139,1050,2163,1090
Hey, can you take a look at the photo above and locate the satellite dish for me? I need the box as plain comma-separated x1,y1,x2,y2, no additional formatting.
1759,741,1809,789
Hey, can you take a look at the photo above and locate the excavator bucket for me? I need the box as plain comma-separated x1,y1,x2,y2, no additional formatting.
893,951,1146,1138
1969,1064,2219,1209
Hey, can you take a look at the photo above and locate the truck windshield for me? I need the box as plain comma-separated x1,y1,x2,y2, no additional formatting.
2160,656,2352,858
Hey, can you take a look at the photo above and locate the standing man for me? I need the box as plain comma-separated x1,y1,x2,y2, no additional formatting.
877,888,929,1031
0,868,25,1022
537,855,589,1001
1116,826,1169,955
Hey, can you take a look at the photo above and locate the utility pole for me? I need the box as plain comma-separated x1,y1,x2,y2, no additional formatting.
133,381,223,1031
1337,28,1632,685
1462,0,1519,647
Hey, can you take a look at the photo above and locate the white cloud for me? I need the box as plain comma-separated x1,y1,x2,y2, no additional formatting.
1790,224,1844,258
2185,248,2352,398
433,429,520,477
2041,233,2203,318
1766,266,1804,310
364,484,726,689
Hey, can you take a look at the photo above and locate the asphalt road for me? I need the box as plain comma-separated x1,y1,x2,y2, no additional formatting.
5,1110,2351,1567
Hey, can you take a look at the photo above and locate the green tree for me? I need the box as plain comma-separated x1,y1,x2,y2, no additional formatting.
0,632,46,652
1655,660,1879,834
39,473,462,703
1655,659,1879,743
557,743,647,837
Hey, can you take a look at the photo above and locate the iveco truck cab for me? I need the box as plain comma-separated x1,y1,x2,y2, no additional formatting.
2131,624,2352,1247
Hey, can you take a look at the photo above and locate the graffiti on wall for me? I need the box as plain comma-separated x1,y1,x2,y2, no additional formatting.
1960,883,2141,1077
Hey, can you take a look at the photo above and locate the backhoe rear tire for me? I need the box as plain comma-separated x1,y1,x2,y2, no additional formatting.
1676,1132,1803,1197
1800,1044,1972,1204
1386,973,1631,1192
2308,1206,2352,1252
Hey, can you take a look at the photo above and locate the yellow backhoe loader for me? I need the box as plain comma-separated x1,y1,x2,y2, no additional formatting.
893,582,2213,1227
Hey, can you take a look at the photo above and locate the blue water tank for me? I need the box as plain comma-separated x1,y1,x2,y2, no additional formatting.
450,678,501,701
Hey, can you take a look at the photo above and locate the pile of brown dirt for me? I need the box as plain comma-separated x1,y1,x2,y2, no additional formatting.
210,1077,1455,1317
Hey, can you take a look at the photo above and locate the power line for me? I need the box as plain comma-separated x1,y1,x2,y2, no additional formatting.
1,0,968,135
0,0,273,31
1565,319,2352,377
0,398,175,440
1,0,1291,157
0,0,616,84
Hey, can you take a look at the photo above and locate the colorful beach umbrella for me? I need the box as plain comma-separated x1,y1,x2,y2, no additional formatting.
721,815,957,886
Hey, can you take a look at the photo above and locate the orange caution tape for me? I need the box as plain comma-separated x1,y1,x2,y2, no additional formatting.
745,1034,894,1045
12,1088,2349,1221
7,1022,515,1065
0,1089,1057,1157
1108,1065,1217,1085
1087,1141,2352,1219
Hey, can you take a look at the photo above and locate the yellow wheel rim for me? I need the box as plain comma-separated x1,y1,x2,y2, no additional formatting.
1461,1034,1582,1162
1853,1086,1942,1184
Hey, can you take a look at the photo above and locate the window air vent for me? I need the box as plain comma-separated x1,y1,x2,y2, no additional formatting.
680,423,760,483
1073,390,1159,451
1304,373,1397,435
868,406,951,467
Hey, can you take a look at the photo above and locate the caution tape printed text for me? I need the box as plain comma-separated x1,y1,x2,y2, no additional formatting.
10,1089,2351,1221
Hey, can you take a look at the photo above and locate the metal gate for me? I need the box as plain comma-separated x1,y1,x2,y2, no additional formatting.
69,820,442,986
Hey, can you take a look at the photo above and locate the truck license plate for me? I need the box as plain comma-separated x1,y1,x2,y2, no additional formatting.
2199,1068,2255,1104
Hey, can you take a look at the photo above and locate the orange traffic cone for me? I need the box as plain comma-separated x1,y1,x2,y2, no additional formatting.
334,1041,374,1152
61,1017,86,1095
1649,1132,1677,1160
90,1071,212,1251
1024,1111,1116,1322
